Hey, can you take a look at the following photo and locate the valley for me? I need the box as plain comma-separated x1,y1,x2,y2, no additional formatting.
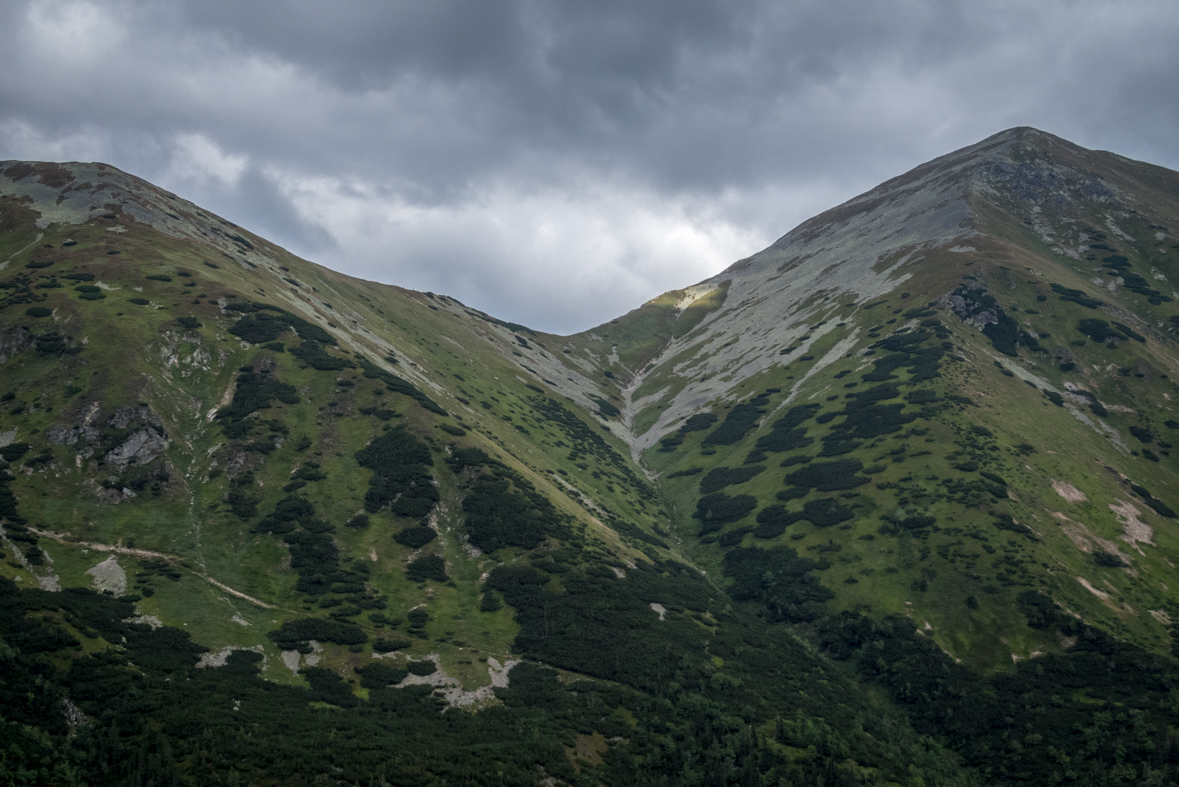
3,127,1179,785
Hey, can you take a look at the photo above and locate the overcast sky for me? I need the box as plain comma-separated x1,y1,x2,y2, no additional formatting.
3,0,1178,333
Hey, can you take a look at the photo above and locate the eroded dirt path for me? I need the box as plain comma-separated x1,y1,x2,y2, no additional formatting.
28,528,278,609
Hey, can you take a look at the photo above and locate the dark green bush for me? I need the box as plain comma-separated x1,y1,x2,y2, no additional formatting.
1051,283,1103,309
218,370,299,424
693,493,757,534
1129,425,1154,443
407,660,437,676
267,618,365,648
394,525,437,548
754,404,821,453
796,498,855,527
372,638,412,653
703,395,770,447
753,505,792,539
1093,551,1126,568
591,396,620,418
355,426,438,516
723,546,832,622
291,341,352,371
699,465,765,494
897,515,936,530
905,389,939,404
667,467,703,478
1129,484,1176,518
301,666,357,707
353,662,408,688
462,474,553,552
680,413,718,432
229,308,336,345
992,514,1032,537
783,458,870,492
406,555,448,583
356,358,447,415
0,443,31,462
1077,318,1122,344
1113,321,1146,342
446,446,491,470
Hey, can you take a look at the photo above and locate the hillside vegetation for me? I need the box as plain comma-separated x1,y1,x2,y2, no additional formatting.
4,128,1179,784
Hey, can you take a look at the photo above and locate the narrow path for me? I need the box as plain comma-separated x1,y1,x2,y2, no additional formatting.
28,528,279,609
0,232,43,272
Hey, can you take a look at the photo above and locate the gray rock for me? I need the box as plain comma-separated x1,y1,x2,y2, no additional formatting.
46,426,79,446
0,328,31,365
107,406,162,430
103,428,167,466
223,447,262,479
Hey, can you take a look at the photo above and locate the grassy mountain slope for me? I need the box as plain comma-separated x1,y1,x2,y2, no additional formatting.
4,129,1179,784
586,128,1179,671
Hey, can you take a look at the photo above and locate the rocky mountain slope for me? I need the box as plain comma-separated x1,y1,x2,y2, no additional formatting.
585,127,1179,663
4,128,1179,785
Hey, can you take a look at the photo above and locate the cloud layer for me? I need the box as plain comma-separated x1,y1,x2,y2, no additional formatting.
3,0,1178,332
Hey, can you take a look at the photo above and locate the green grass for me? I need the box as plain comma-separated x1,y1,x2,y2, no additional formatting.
5,157,1179,689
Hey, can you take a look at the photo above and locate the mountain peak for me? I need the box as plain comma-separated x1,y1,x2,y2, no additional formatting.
5,128,1179,783
595,128,1176,453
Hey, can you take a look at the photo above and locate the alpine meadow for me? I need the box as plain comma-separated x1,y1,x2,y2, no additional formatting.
6,127,1179,785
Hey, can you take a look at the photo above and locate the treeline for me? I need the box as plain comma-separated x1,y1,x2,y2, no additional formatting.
818,602,1179,785
0,575,976,786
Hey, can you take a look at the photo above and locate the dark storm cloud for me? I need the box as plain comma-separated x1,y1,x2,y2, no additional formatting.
2,0,1179,332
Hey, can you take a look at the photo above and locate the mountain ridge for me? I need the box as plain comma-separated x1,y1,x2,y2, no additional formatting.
4,128,1179,784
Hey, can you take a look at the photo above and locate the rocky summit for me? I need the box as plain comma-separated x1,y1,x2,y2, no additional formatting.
4,127,1179,785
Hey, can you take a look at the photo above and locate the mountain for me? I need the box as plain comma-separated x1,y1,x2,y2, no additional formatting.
3,128,1179,785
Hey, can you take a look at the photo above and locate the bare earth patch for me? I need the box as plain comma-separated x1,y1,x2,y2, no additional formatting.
1076,576,1110,599
1109,499,1154,554
85,556,126,595
280,650,301,674
1052,480,1088,503
1052,512,1124,556
393,654,519,708
1054,512,1093,552
198,644,265,668
124,614,162,629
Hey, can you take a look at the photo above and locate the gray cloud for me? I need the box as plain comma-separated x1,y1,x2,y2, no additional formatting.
2,0,1179,332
